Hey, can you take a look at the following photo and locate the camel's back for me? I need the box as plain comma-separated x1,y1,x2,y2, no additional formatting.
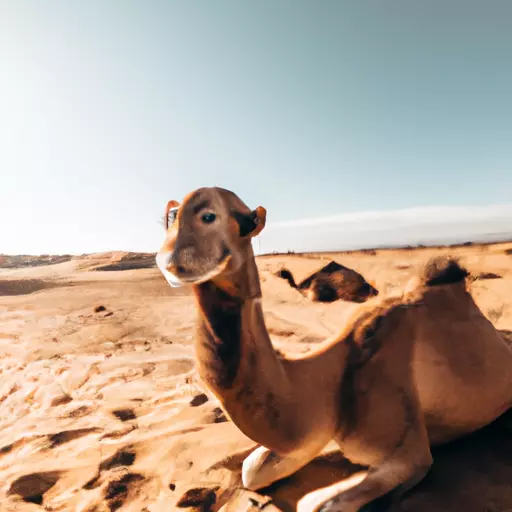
411,283,512,444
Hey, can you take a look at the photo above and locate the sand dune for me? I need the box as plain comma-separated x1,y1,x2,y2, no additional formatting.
1,243,511,511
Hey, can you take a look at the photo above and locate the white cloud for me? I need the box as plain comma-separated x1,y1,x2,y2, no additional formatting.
256,204,512,254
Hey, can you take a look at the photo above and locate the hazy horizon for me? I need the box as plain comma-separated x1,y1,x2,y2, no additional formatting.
2,203,512,257
2,1,512,255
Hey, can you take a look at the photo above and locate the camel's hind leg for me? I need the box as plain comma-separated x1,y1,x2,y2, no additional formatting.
296,427,432,512
242,444,325,491
298,366,434,512
297,460,431,512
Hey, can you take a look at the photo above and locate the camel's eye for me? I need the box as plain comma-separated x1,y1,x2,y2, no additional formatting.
201,212,216,224
167,208,178,228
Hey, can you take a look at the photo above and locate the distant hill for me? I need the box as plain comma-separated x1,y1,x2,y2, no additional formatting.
0,252,157,270
0,254,74,269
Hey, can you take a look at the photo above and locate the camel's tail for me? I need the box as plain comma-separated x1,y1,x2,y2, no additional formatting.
421,256,469,287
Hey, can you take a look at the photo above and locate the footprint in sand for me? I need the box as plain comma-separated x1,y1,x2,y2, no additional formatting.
112,408,137,421
7,470,62,505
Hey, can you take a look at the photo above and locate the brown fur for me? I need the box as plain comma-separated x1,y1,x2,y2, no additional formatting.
156,188,512,512
194,281,244,389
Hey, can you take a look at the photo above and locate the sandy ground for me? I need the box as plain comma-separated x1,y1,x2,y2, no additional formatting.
1,244,511,512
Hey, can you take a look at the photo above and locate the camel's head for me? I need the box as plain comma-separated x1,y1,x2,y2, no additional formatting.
156,187,266,288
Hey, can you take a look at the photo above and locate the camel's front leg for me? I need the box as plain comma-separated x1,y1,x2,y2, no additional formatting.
296,436,432,512
242,443,325,491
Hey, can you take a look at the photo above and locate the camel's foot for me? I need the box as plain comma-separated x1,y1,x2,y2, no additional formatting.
218,489,282,511
242,445,323,491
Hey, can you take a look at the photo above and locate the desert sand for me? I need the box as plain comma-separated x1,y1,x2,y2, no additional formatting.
1,244,511,512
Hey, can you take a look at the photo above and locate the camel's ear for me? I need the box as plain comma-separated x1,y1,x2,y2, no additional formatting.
233,206,267,238
164,200,180,230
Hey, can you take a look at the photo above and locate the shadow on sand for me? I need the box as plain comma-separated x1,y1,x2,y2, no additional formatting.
0,279,59,296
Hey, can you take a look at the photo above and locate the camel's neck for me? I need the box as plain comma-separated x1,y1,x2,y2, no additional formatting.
193,256,284,391
193,256,295,448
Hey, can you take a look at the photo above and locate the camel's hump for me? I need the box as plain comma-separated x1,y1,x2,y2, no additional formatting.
421,256,469,287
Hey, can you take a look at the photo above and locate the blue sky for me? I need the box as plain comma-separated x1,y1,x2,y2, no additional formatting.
1,1,511,254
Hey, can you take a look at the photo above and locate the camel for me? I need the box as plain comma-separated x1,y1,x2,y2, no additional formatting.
276,261,379,303
156,186,512,512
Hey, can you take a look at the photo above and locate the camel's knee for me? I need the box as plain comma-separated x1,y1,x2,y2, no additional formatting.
392,457,432,498
242,445,319,491
296,472,368,512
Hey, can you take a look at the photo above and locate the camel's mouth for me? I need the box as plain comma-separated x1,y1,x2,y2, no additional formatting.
178,253,233,286
156,250,232,288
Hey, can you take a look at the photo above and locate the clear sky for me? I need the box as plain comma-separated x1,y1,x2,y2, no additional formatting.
1,1,512,254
